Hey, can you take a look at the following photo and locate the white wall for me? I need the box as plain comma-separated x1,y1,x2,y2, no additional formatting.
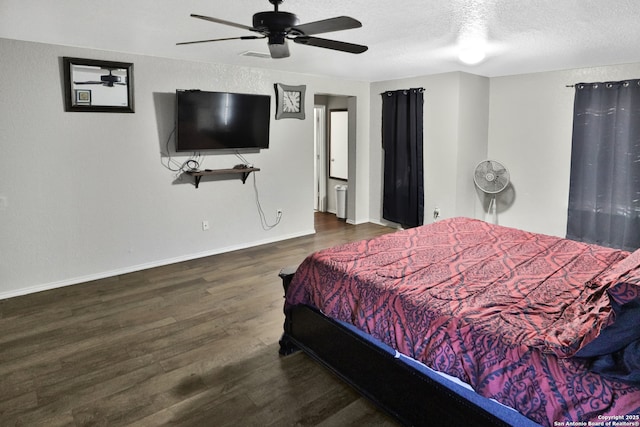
456,72,490,219
488,62,640,236
0,38,371,299
4,35,640,299
369,64,640,236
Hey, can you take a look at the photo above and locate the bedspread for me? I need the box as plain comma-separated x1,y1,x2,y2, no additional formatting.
286,217,640,426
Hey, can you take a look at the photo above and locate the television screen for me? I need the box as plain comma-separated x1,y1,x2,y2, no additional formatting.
176,90,271,151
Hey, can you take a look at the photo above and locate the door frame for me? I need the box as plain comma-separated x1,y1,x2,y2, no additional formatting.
314,105,327,212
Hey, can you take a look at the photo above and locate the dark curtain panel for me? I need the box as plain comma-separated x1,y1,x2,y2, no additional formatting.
567,80,640,251
381,88,424,228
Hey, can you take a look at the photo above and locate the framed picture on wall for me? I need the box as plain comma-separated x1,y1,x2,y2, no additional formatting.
274,83,306,120
63,57,134,113
75,89,92,105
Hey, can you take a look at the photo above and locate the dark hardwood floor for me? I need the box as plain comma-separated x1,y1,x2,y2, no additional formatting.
0,212,399,426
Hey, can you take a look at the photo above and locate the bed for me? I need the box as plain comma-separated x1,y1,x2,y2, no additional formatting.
279,217,640,426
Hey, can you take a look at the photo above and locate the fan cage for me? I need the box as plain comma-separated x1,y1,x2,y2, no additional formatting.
473,160,510,194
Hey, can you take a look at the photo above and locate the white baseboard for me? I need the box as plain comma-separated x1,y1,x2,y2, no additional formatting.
0,229,316,301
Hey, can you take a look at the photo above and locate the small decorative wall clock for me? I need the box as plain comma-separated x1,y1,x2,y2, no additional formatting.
274,83,306,120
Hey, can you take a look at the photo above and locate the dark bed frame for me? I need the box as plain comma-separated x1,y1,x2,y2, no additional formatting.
278,267,512,427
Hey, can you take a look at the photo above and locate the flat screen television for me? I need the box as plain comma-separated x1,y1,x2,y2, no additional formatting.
175,90,271,151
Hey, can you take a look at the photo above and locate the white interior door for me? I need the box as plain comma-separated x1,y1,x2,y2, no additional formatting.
329,110,349,180
314,106,327,211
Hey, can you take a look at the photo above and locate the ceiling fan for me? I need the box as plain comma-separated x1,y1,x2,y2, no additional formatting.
177,0,368,59
73,69,126,87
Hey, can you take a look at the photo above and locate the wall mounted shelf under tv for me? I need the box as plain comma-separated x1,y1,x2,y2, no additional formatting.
185,167,260,188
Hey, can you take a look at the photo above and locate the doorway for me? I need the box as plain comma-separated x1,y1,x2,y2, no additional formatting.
313,94,354,224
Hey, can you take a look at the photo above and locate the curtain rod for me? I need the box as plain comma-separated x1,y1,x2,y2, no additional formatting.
380,88,425,95
567,81,639,88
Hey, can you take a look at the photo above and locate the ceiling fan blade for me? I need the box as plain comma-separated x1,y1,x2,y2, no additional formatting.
190,14,254,31
293,36,368,54
177,35,263,46
292,16,362,36
73,81,103,85
268,41,290,58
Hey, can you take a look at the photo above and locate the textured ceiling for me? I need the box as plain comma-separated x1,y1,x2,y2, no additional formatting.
1,0,640,82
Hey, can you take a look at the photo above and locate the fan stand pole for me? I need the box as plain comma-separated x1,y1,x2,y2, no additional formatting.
490,195,498,225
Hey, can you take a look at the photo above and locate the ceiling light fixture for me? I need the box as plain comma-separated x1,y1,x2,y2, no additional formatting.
458,43,486,65
456,0,490,65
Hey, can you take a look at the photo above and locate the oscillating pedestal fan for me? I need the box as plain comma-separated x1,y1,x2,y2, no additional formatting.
473,160,510,224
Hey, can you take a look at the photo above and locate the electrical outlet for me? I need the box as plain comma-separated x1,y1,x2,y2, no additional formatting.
433,207,440,221
202,220,210,231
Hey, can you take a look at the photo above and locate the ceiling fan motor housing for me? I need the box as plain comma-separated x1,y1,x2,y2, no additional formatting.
253,11,299,44
101,74,120,85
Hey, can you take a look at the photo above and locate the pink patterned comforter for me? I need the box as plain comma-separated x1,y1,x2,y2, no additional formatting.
286,217,640,426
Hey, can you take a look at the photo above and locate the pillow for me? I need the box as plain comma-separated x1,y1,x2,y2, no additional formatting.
587,339,640,386
576,296,640,357
608,280,640,305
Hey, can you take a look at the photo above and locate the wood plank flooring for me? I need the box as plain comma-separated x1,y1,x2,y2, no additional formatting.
0,213,399,426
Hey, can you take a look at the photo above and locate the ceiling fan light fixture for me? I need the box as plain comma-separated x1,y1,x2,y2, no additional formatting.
268,40,290,58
